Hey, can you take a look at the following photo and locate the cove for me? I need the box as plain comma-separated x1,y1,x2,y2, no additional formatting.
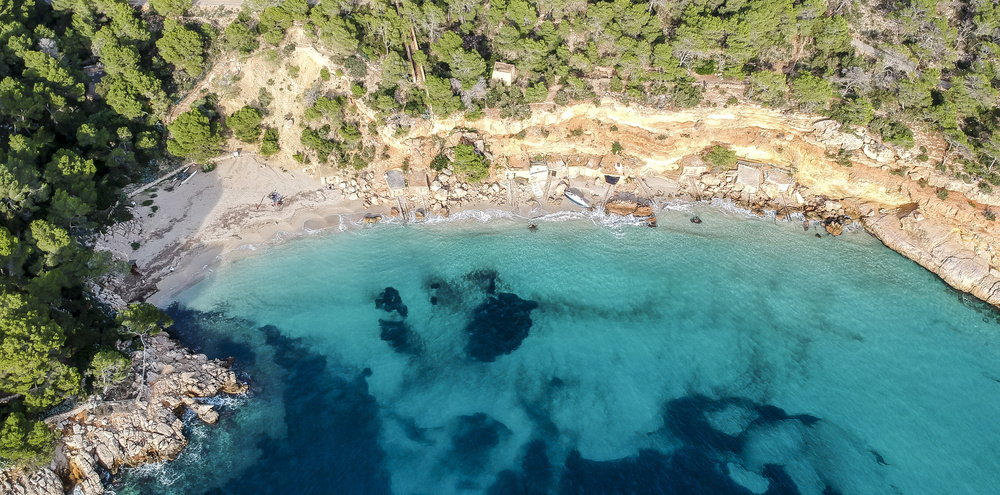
115,207,1000,495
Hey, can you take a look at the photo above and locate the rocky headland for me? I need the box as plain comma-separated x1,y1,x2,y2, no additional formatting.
0,334,247,495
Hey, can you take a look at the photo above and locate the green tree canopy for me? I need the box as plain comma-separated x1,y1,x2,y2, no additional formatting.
227,106,263,143
118,302,173,338
167,109,222,162
452,144,489,182
224,21,259,54
704,145,738,170
149,0,192,17
790,73,834,112
0,413,55,464
156,21,206,77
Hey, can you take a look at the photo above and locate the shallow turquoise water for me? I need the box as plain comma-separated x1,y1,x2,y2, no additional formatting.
117,207,1000,495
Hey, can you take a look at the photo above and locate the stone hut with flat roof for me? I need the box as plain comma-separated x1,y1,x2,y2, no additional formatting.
491,62,515,86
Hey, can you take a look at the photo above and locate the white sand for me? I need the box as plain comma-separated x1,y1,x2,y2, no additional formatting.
96,155,367,305
95,155,588,307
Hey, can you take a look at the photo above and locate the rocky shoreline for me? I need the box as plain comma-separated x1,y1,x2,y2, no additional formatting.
39,101,1000,494
0,334,247,495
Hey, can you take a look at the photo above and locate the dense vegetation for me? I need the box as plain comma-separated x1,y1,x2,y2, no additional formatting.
224,0,1000,184
3,0,1000,469
0,0,179,466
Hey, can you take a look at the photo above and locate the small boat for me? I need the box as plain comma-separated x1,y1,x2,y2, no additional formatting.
564,189,589,208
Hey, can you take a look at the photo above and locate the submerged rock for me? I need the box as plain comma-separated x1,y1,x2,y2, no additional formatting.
378,319,416,354
375,287,408,317
375,287,417,354
465,293,538,362
451,413,510,472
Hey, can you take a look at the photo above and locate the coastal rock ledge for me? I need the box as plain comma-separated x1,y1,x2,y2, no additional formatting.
0,334,247,495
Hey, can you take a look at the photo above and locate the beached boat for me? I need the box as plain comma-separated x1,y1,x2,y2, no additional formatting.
564,189,590,208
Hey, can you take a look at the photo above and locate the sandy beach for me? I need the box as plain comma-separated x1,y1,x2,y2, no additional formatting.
93,98,1000,311
95,154,591,306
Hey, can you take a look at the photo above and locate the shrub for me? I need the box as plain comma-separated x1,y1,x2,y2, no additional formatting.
870,118,915,148
320,68,330,81
0,413,56,464
835,148,854,167
452,144,489,182
87,348,130,394
985,210,996,221
228,106,264,142
673,81,703,108
258,88,273,109
609,76,623,93
704,145,737,170
524,82,548,103
430,153,449,171
260,128,280,156
694,60,716,75
344,56,367,79
936,188,949,200
611,141,624,154
554,89,569,105
351,82,366,97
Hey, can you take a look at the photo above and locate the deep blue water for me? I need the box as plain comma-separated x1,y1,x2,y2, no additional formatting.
115,207,1000,495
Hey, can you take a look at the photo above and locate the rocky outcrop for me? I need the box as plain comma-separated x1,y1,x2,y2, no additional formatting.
0,467,64,495
0,334,247,495
863,207,1000,307
604,195,655,217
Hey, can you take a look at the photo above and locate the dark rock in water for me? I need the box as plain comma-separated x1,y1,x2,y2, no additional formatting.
559,447,749,495
430,296,438,305
761,464,799,495
754,403,820,427
663,395,743,453
466,269,499,295
690,216,702,224
430,282,441,290
375,287,408,317
486,439,551,495
452,413,510,472
465,292,538,362
378,319,416,354
815,233,822,238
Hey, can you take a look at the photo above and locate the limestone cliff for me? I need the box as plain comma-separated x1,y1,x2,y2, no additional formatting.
0,334,247,495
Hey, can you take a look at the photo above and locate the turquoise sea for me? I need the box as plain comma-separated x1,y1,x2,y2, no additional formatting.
116,206,1000,495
